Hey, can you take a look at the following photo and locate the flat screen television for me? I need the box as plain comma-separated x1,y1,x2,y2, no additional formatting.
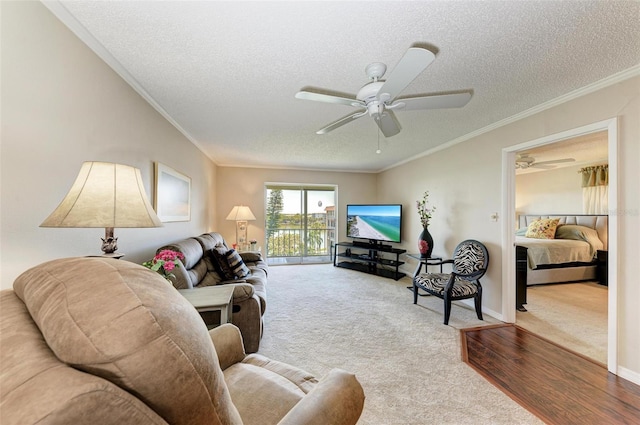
346,204,402,244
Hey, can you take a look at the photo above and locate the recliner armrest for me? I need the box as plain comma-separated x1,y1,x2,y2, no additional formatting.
277,369,365,425
239,251,263,263
216,282,255,303
208,324,246,370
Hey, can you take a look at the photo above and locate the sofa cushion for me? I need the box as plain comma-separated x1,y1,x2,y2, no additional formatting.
223,362,306,425
156,238,206,288
187,258,211,287
225,249,251,278
197,232,228,252
161,238,203,269
13,257,243,425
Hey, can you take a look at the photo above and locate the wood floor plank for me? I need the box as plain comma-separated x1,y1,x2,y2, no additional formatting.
470,327,609,390
461,324,640,425
480,327,640,424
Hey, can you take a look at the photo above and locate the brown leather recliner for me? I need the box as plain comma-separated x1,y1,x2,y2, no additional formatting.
0,257,365,425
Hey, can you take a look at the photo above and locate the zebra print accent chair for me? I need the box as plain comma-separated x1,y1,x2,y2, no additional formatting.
413,239,489,325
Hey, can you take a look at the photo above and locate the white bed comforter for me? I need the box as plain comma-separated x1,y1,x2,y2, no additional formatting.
515,236,596,269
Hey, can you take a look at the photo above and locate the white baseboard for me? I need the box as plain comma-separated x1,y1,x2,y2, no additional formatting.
617,365,640,386
481,305,504,322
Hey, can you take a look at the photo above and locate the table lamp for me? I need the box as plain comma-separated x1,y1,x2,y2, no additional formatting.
40,161,163,254
226,205,256,249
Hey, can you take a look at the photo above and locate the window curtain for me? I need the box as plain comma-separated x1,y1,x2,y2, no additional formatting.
580,165,608,214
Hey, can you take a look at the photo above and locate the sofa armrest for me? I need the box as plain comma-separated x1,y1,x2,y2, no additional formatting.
277,369,365,425
239,251,263,263
232,283,255,303
208,324,246,370
216,282,255,303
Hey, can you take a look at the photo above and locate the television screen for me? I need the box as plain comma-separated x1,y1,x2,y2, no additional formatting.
346,204,402,243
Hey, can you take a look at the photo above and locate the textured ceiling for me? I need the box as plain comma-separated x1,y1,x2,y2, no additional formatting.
47,1,640,172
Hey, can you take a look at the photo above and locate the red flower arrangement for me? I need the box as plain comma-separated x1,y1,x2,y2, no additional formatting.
142,249,185,283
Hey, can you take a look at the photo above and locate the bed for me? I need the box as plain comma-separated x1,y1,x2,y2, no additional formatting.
515,214,608,311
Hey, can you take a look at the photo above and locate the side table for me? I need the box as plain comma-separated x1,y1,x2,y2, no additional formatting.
407,254,444,277
178,285,234,329
407,254,444,296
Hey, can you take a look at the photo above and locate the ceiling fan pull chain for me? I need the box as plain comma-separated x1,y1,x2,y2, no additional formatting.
376,127,382,154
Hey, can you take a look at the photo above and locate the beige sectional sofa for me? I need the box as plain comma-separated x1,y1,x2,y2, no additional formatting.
0,257,365,425
157,232,267,353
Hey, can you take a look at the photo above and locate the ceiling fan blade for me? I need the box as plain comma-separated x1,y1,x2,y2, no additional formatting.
375,111,401,138
377,47,435,102
533,158,576,166
531,164,555,169
392,92,472,111
295,90,364,108
316,111,367,135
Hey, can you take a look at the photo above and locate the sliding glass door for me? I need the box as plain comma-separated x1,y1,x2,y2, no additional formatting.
265,184,336,265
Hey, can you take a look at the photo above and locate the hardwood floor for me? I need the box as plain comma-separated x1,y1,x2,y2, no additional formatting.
461,324,640,425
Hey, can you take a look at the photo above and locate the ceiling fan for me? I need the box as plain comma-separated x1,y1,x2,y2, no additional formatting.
295,46,472,138
515,153,576,169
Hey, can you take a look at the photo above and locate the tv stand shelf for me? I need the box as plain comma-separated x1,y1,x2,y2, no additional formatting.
333,242,406,281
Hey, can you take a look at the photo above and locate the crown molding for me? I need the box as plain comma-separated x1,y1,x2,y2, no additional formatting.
41,1,216,163
382,64,640,173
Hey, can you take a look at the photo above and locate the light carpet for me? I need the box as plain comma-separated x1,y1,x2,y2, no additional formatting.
257,264,543,425
516,282,607,364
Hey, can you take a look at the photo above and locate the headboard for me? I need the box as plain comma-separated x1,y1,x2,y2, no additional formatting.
518,215,608,250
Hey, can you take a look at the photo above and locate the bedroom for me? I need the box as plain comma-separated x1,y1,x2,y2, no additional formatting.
514,131,609,363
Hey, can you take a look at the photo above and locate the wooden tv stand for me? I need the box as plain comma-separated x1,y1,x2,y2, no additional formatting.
333,241,406,281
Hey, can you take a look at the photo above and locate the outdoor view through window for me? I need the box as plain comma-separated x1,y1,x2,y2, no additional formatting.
265,187,335,264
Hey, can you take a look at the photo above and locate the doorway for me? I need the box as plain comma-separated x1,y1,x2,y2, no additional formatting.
501,118,618,374
264,184,337,265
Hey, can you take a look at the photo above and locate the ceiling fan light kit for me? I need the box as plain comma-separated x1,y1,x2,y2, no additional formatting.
295,46,473,138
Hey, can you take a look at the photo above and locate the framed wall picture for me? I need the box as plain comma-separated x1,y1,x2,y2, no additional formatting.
154,163,191,222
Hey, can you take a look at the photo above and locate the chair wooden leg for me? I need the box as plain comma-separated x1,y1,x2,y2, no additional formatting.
443,295,452,325
474,289,483,321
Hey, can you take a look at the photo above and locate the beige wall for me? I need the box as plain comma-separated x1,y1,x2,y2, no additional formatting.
515,164,585,215
379,75,640,378
215,167,377,245
0,1,217,287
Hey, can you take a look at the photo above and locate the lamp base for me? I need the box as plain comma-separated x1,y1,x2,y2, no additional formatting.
236,220,248,248
101,227,118,254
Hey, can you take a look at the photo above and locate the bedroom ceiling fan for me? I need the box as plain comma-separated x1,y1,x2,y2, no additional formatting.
295,46,472,138
515,153,576,169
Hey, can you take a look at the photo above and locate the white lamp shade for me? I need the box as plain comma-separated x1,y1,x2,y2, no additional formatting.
41,162,163,228
226,205,256,221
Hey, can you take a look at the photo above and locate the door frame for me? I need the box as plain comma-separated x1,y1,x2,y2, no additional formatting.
264,183,338,263
501,117,618,374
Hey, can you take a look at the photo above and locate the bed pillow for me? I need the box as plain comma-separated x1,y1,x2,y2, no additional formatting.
515,227,528,236
555,224,604,255
525,218,560,239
